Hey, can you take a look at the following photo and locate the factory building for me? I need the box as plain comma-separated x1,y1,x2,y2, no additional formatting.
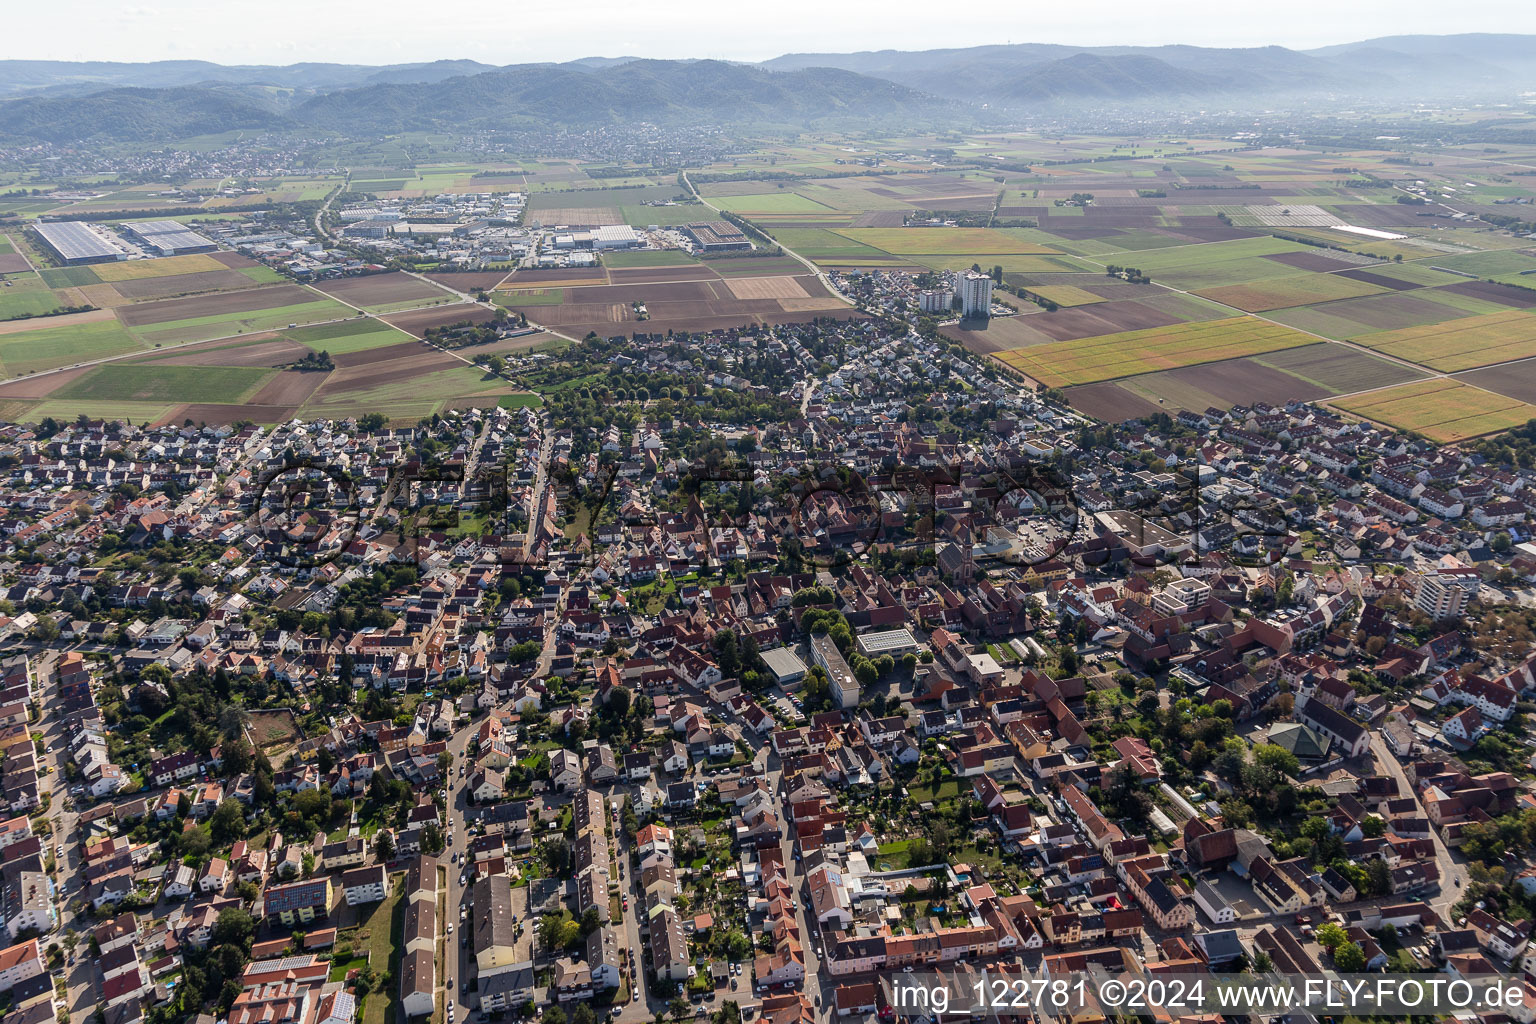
122,220,217,256
682,221,751,252
31,221,126,265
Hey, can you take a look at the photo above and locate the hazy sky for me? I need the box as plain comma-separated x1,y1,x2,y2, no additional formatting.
10,0,1536,65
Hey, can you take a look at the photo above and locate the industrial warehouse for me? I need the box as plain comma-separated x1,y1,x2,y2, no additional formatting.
30,220,126,265
121,219,217,256
31,217,214,265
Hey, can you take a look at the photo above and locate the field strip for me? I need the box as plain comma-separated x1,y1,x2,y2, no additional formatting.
1059,248,1465,390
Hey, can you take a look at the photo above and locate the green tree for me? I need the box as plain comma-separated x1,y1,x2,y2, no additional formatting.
212,907,254,949
1315,922,1348,952
1333,941,1366,972
1253,743,1300,777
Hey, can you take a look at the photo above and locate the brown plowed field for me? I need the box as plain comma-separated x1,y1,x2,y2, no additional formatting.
518,302,632,326
423,271,511,292
530,207,622,225
332,341,423,368
567,282,720,303
1263,251,1357,271
0,366,85,397
1015,301,1186,343
1336,269,1421,291
706,257,805,276
606,267,719,284
0,255,29,273
250,369,326,406
112,270,262,300
1439,281,1536,308
500,269,609,287
116,285,316,327
1141,359,1332,407
1064,382,1164,422
313,272,454,307
381,303,497,337
1455,360,1536,404
207,251,259,269
321,348,464,392
148,337,307,367
1037,224,1116,240
168,403,297,425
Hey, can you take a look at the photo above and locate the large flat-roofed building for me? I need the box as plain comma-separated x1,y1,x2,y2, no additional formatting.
683,221,750,252
123,219,216,256
856,628,919,659
32,221,125,265
810,632,859,710
591,225,639,250
761,647,808,688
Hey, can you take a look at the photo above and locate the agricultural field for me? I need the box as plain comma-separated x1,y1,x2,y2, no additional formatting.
1195,271,1389,312
310,272,458,313
91,253,230,281
602,250,700,268
1064,344,1425,420
1422,249,1536,285
1331,379,1536,443
1455,361,1536,406
768,228,900,265
0,276,66,320
497,262,849,338
0,318,142,376
709,192,837,215
283,319,411,355
829,227,1057,255
1348,310,1536,372
116,285,354,345
53,364,274,404
994,316,1319,387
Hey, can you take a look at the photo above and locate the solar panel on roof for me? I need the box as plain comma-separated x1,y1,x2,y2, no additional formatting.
33,221,121,261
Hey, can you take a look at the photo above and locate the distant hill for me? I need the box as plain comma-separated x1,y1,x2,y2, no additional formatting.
296,60,946,132
0,59,948,143
991,53,1229,102
3,34,1536,144
763,35,1536,103
0,85,288,144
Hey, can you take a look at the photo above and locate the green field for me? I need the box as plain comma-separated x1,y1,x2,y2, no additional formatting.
22,399,176,424
997,316,1320,387
1088,236,1313,290
300,364,512,422
129,297,354,345
284,319,409,354
768,227,906,264
0,319,142,376
619,204,712,226
39,266,102,288
495,289,565,306
1421,250,1536,285
602,250,700,268
708,192,837,215
832,227,1058,255
0,277,64,320
55,363,274,403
